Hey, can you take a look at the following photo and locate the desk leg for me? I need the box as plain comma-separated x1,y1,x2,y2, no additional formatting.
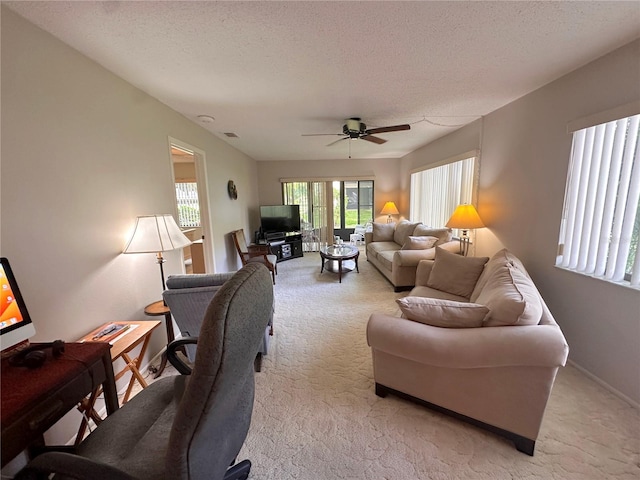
153,311,174,379
101,350,119,415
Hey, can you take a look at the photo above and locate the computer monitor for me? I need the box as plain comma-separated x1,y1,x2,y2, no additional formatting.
0,257,36,351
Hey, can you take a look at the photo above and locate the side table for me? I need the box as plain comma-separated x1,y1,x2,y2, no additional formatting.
75,320,160,444
144,300,173,378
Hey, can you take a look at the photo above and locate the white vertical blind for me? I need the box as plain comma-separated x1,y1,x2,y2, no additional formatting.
557,114,640,288
410,157,476,232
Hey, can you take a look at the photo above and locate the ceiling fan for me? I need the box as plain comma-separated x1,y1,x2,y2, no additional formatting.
302,118,410,147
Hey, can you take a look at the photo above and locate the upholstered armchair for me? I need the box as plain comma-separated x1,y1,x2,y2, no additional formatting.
163,272,273,372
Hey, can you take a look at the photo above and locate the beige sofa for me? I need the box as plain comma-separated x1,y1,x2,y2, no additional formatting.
364,220,459,291
366,248,569,455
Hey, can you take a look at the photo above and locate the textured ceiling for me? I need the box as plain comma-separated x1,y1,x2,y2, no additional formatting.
5,1,640,161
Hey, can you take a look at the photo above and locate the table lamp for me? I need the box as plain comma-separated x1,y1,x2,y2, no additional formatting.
123,214,192,290
380,202,399,223
445,204,485,256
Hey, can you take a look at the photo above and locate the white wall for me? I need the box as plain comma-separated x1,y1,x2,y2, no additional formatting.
1,7,259,446
400,39,640,405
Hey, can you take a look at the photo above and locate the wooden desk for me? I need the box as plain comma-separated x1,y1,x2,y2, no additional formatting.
75,321,160,443
1,342,118,467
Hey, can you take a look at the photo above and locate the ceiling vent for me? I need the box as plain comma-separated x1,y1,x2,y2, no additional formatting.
224,132,239,138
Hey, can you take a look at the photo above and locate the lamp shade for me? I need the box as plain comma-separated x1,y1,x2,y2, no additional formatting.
380,201,399,216
445,204,485,230
123,214,191,254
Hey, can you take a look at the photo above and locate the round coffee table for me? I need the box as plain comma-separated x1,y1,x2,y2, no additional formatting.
320,244,360,283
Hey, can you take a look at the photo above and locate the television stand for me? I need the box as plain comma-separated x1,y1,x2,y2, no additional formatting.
260,232,303,262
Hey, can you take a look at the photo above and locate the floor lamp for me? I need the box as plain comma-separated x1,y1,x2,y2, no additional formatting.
123,214,192,291
380,202,399,224
445,204,485,256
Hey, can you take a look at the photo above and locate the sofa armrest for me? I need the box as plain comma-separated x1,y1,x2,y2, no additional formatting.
415,259,434,286
365,231,373,244
367,313,569,369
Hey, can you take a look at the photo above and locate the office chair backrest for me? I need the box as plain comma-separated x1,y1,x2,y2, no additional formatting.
166,262,273,479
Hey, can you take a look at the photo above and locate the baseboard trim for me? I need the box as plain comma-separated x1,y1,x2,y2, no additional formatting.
567,359,639,409
374,383,535,456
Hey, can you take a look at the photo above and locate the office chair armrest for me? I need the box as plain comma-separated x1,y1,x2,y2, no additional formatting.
16,451,136,480
167,336,198,375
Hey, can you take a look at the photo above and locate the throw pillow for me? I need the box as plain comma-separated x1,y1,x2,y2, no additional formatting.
401,235,439,250
393,220,420,246
372,222,395,242
476,263,543,326
396,296,489,328
412,225,453,246
426,247,489,298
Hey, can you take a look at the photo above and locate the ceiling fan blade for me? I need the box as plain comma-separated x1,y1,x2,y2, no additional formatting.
361,135,386,145
327,137,348,147
365,124,411,135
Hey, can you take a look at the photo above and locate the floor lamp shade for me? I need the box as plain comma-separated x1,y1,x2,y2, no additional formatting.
123,214,191,254
123,214,192,291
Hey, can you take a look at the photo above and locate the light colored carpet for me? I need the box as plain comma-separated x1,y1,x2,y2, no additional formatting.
157,250,639,479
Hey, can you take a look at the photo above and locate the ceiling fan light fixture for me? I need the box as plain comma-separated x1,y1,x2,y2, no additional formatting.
346,118,361,133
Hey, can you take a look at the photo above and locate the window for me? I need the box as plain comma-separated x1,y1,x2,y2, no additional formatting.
556,113,640,288
175,182,200,227
410,155,477,234
333,180,374,231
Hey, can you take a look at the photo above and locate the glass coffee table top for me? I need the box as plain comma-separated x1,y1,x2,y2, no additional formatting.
320,244,359,257
319,244,359,282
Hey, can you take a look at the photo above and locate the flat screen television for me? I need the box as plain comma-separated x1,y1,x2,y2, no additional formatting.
0,257,36,351
260,205,301,234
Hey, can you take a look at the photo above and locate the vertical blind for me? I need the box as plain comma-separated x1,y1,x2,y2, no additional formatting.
557,114,640,288
282,181,330,250
410,157,475,233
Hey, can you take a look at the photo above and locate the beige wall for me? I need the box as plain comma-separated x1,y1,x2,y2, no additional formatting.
257,157,403,224
399,39,640,405
1,7,259,446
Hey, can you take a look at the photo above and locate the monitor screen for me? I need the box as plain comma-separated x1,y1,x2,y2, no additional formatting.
0,257,36,351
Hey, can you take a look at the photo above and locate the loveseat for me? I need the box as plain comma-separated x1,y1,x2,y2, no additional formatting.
366,247,569,455
364,220,459,291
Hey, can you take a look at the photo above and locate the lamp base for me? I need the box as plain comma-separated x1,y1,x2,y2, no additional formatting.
459,230,471,256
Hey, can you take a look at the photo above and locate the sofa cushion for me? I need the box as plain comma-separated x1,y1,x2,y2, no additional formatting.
393,220,420,246
396,296,489,328
426,247,489,298
372,222,396,242
476,263,543,326
401,235,439,250
470,248,523,302
409,285,470,302
367,241,400,261
412,225,453,246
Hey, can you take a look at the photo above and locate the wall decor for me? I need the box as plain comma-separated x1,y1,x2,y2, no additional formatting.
227,180,238,200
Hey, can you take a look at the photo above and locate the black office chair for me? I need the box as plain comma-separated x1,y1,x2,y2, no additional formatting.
17,263,274,480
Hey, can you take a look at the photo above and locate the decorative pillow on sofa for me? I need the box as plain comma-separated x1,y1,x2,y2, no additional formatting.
396,296,489,328
372,222,396,242
401,235,439,250
393,220,420,246
426,247,489,298
412,225,453,246
476,263,543,326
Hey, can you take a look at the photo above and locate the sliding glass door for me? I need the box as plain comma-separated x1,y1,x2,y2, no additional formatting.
333,180,374,240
